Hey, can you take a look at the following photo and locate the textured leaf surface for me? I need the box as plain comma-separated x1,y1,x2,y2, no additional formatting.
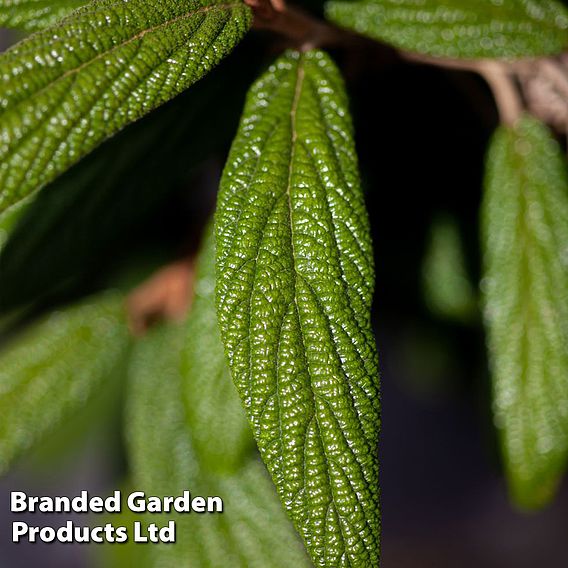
0,0,251,212
422,214,476,323
0,0,85,31
482,115,568,508
182,225,254,474
127,321,310,568
0,45,261,313
216,50,380,566
0,291,129,474
326,0,568,58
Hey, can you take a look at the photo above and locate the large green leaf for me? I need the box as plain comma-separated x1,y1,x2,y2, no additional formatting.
0,43,261,314
0,290,129,474
0,0,85,31
482,115,568,509
0,0,251,213
182,224,255,475
216,50,380,566
326,0,568,59
126,323,310,566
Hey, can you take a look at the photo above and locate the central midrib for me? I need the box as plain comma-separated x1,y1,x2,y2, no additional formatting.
2,1,244,111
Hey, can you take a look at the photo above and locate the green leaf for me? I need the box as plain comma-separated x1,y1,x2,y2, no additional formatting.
0,43,262,314
326,0,568,59
216,50,380,566
126,322,310,567
182,224,255,474
0,0,85,31
0,0,251,213
482,115,568,509
422,214,477,323
0,290,129,474
0,196,30,252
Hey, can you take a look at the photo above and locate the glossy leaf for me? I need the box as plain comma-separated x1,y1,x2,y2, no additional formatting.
0,44,262,313
126,322,310,568
0,0,251,212
182,224,255,474
216,50,380,566
326,0,568,59
0,0,85,31
0,291,129,474
482,115,568,508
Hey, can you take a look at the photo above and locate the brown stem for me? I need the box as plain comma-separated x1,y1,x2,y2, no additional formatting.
477,61,523,126
126,256,195,336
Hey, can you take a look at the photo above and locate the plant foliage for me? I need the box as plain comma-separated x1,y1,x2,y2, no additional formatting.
0,0,250,212
216,49,380,566
327,0,568,58
127,233,310,567
0,291,129,474
482,115,568,509
0,0,85,30
2,0,568,564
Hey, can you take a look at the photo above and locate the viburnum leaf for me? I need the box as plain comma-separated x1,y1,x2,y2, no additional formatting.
216,49,380,566
0,0,251,212
126,321,310,567
0,48,260,313
326,0,568,59
0,0,85,31
482,115,568,509
0,291,129,474
182,224,255,474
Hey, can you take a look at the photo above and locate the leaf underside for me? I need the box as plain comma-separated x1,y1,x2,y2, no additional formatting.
326,0,568,59
0,0,251,213
0,291,129,474
216,49,380,566
483,115,568,509
0,0,86,31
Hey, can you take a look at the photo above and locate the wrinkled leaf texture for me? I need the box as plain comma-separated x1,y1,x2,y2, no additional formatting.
0,0,251,212
0,0,85,30
216,49,380,566
182,224,255,475
127,233,310,567
326,0,568,58
483,115,568,508
422,214,477,323
0,43,262,314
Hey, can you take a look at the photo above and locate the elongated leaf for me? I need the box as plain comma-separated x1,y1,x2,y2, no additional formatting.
0,290,129,474
326,0,568,59
0,0,251,212
0,43,262,313
182,224,254,474
127,322,310,568
216,50,380,566
0,0,85,31
482,115,568,508
422,214,476,323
